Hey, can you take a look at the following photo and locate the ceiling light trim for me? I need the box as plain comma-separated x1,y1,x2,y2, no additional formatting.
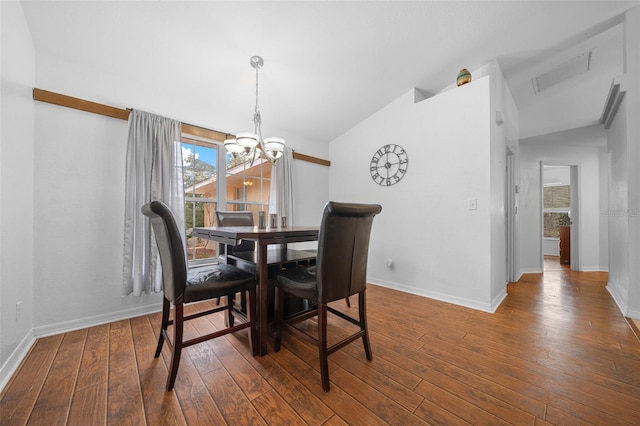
600,76,627,129
532,50,594,94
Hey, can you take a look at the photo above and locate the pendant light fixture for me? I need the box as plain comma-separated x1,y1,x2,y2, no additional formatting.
224,56,285,163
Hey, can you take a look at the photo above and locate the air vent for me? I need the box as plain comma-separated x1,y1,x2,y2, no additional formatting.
532,51,593,94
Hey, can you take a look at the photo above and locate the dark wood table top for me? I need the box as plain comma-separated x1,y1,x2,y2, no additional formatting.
193,226,319,246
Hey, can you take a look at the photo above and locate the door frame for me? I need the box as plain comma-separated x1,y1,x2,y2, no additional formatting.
506,147,517,282
540,162,581,271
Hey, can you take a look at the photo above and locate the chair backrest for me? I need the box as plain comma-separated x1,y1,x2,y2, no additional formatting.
141,201,187,304
316,201,382,304
215,210,255,252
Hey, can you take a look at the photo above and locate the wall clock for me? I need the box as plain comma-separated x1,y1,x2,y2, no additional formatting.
370,144,409,186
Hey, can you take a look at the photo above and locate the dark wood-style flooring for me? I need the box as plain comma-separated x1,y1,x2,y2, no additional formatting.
2,259,640,425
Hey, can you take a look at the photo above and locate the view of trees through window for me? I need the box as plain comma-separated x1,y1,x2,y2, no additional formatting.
181,138,271,262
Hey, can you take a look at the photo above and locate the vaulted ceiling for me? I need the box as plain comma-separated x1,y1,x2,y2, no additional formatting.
20,1,638,144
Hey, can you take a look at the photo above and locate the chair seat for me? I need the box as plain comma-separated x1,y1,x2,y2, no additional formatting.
276,265,318,301
185,263,255,303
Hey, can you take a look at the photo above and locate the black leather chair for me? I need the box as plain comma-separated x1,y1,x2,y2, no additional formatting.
141,201,257,391
215,210,255,262
273,201,382,391
214,211,257,312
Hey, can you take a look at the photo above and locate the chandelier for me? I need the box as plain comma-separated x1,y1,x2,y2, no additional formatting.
224,56,285,163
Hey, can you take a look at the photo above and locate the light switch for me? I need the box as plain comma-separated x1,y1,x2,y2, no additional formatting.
468,199,478,210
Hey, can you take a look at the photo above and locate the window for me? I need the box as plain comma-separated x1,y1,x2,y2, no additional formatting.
182,138,218,261
543,185,570,238
182,136,271,263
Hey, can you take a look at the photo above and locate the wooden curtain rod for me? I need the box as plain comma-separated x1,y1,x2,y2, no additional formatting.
32,88,330,167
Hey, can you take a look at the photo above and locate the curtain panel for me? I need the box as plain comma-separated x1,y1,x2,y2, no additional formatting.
269,145,295,225
123,110,184,296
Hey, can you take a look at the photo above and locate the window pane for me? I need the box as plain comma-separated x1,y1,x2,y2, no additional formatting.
544,212,570,238
543,185,570,209
185,200,217,260
182,139,218,262
227,156,271,205
183,142,217,199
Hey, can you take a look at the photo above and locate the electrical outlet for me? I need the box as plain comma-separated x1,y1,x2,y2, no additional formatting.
468,199,478,210
386,259,394,268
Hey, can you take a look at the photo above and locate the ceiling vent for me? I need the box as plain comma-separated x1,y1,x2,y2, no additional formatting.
532,50,593,94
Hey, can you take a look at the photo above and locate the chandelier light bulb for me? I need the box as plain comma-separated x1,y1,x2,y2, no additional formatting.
263,137,285,159
224,137,244,155
236,132,259,150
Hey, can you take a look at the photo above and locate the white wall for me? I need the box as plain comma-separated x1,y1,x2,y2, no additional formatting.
33,103,159,330
607,97,629,310
488,61,519,299
625,6,640,319
329,76,503,312
0,0,36,389
519,125,608,273
607,5,640,319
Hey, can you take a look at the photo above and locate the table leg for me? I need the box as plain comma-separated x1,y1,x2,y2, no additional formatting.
257,243,269,355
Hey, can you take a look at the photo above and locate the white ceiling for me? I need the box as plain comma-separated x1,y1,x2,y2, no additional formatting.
20,1,639,144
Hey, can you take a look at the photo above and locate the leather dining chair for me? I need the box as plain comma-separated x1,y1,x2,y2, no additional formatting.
272,201,382,391
214,211,257,313
141,201,257,391
215,210,256,263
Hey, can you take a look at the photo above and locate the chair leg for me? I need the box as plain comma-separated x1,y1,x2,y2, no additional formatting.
247,288,258,356
155,297,170,358
226,294,235,327
359,291,372,361
166,303,184,391
273,287,285,352
318,303,330,392
345,296,351,307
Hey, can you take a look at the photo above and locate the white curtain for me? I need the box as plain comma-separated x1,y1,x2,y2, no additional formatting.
122,110,184,296
269,145,294,225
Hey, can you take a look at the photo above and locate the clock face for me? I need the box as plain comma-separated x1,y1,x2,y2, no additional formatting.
370,144,409,186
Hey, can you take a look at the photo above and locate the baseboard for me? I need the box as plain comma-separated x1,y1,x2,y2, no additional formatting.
606,282,628,316
580,266,609,272
0,329,36,393
627,309,640,320
490,287,508,313
369,278,497,313
519,268,543,275
33,303,163,338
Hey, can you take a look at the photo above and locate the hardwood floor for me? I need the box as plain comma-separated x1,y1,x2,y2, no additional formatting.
2,268,640,425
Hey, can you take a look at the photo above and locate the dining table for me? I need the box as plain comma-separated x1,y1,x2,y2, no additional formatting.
192,225,319,355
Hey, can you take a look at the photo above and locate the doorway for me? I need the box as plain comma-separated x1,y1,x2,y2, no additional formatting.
506,147,517,281
541,163,579,272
